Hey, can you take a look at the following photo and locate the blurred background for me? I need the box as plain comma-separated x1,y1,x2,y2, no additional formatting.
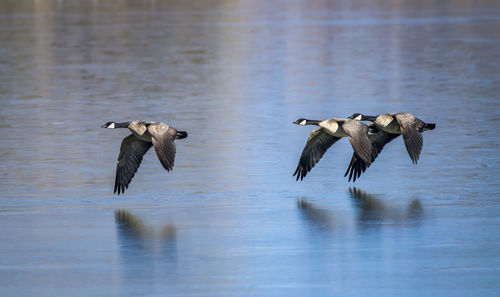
0,0,499,296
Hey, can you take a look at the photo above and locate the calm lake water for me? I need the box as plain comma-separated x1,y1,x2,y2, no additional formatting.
1,0,499,296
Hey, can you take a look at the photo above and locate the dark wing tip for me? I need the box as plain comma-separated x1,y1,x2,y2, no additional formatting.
344,153,370,183
293,165,306,181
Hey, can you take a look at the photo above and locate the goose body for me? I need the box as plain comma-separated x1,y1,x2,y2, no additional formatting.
293,118,372,181
372,113,402,134
318,118,349,137
102,120,188,195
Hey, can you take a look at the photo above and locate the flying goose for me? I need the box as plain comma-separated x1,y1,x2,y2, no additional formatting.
348,112,435,164
292,118,372,181
101,121,188,194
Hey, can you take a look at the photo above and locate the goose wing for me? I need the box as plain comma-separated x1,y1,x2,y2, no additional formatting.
294,128,341,181
341,120,372,166
344,125,400,182
148,122,178,171
395,113,424,164
115,134,153,195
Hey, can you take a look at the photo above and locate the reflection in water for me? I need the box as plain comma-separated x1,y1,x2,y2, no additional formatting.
297,188,423,233
348,187,423,224
297,199,335,231
115,210,152,247
114,210,177,286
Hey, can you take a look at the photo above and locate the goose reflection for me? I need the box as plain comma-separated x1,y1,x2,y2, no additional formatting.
297,199,335,231
348,187,423,224
114,209,177,283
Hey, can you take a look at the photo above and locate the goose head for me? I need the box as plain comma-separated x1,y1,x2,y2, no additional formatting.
101,121,117,128
293,118,322,126
293,118,308,125
347,113,364,121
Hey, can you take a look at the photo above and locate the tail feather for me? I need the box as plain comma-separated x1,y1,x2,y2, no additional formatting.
175,131,188,139
424,123,436,131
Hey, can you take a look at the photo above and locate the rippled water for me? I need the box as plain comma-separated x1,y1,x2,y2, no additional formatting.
1,0,499,296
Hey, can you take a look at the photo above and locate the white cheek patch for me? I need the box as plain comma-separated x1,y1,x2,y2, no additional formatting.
300,120,307,125
354,115,362,121
107,123,115,128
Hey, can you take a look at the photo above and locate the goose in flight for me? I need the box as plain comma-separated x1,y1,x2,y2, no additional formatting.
348,112,435,164
102,121,188,194
293,118,372,181
344,112,436,181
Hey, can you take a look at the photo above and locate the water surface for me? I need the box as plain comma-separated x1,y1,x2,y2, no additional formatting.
0,0,499,296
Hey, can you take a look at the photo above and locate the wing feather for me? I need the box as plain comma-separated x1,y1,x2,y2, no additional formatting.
293,128,340,181
148,122,177,171
341,120,372,166
114,134,153,195
344,125,399,182
395,113,424,164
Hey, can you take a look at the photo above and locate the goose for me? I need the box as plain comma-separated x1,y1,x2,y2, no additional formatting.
348,112,435,164
101,121,188,194
292,118,372,181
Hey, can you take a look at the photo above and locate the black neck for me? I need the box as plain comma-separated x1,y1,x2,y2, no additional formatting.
362,115,377,122
305,119,321,125
115,122,131,128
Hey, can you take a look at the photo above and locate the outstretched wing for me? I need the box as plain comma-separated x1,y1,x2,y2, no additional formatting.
148,122,178,171
395,113,424,164
293,128,341,181
341,120,372,166
115,134,153,195
344,125,400,182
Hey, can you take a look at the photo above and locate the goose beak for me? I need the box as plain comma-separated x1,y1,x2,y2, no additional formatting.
293,120,299,124
101,124,107,128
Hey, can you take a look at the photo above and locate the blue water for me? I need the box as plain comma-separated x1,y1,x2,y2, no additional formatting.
0,0,499,296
